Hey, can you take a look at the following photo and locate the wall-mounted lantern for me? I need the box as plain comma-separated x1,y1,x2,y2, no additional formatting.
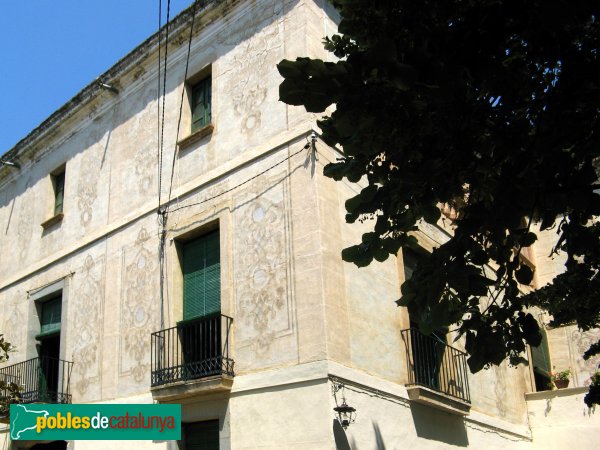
332,383,356,429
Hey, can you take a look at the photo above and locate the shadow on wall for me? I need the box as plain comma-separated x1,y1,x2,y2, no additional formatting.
332,419,352,450
332,419,389,450
410,403,469,447
373,422,386,450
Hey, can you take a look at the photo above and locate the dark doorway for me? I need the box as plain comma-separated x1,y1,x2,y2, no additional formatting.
38,334,60,402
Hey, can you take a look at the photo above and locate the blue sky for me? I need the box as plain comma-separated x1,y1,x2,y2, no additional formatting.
0,0,193,156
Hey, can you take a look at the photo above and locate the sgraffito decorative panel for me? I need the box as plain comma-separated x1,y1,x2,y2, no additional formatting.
570,328,600,386
119,228,159,388
76,145,103,227
17,179,34,263
233,173,297,369
218,2,286,150
2,293,26,358
492,364,508,419
122,88,157,196
71,255,105,400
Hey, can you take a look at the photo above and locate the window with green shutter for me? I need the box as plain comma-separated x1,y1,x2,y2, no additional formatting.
53,171,65,215
183,420,219,450
191,76,212,133
39,296,62,338
183,230,220,321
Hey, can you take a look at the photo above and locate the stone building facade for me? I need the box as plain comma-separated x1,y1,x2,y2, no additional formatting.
0,1,598,449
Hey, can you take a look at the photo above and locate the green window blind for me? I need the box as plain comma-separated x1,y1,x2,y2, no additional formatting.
54,172,65,215
191,77,212,132
531,328,551,374
184,420,219,450
40,297,62,336
183,231,220,320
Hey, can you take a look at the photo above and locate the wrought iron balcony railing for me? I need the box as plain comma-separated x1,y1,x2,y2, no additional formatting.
401,328,471,404
0,356,73,405
151,314,234,387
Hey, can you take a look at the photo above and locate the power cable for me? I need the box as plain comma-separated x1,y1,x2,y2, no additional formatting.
165,0,200,213
157,0,163,208
158,0,172,210
168,142,311,214
157,0,172,332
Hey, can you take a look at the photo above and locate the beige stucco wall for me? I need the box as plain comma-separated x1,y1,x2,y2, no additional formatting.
526,387,599,450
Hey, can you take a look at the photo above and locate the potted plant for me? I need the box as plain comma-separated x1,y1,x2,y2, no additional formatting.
548,369,571,389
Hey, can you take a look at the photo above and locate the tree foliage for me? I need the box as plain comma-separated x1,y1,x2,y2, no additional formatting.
278,0,599,382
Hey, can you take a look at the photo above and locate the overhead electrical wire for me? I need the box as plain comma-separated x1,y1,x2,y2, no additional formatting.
157,0,172,332
165,0,200,213
168,142,311,214
158,0,172,210
157,0,163,208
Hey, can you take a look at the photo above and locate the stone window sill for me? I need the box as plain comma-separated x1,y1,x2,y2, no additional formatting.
177,124,214,150
41,213,64,229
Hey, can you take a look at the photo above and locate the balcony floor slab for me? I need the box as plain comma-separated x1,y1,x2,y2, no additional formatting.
407,385,471,416
151,375,233,403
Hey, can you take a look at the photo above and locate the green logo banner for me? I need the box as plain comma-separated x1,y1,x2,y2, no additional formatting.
10,404,181,441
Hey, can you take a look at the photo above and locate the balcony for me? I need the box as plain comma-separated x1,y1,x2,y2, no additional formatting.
401,328,471,415
0,356,73,422
151,314,234,401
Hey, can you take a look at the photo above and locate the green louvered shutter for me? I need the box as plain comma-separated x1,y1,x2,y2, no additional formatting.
183,231,220,320
185,420,219,450
40,297,62,336
54,172,65,215
191,77,212,132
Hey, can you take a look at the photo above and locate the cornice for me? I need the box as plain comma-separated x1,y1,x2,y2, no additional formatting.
0,0,241,181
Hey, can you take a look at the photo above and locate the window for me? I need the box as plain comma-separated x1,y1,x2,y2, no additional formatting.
179,230,223,379
52,170,65,216
191,76,212,133
182,230,220,320
181,420,219,450
531,327,552,391
36,295,63,403
39,296,62,338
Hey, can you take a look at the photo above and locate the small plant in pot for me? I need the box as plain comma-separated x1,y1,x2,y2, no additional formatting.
548,369,571,389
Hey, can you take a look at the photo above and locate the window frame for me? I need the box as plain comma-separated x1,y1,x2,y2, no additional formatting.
42,166,66,229
177,66,214,149
52,170,65,216
190,75,212,133
181,229,221,322
37,295,62,339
